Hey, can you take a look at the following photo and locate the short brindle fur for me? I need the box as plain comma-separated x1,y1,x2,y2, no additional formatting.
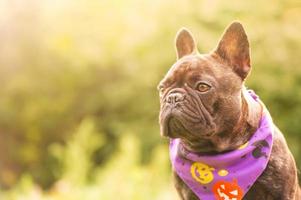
158,22,301,200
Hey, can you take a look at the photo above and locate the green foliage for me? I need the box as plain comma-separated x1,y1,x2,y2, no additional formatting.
0,0,300,198
50,117,104,185
1,119,175,199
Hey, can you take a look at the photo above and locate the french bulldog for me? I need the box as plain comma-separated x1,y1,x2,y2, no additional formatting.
158,22,300,200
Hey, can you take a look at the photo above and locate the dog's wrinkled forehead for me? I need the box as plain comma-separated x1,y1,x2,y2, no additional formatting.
160,55,218,88
159,54,232,90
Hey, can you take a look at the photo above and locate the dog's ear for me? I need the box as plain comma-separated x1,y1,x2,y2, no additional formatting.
175,28,197,59
214,22,251,80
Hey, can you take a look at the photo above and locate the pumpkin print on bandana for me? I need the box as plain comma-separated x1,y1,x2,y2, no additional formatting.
190,162,215,184
212,179,244,200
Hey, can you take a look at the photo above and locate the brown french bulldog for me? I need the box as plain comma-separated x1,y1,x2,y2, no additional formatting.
158,22,300,200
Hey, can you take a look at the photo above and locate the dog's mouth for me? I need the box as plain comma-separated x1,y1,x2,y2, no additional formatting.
165,117,187,138
159,95,218,141
161,111,193,138
160,110,216,141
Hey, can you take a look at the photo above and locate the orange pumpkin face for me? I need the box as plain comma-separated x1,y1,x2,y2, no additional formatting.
212,179,244,200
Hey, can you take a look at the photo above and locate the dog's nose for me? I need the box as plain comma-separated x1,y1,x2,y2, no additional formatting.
167,93,184,104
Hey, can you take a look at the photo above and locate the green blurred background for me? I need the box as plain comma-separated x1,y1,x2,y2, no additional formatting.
0,0,300,199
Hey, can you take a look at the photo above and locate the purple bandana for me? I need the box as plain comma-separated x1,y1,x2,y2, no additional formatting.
169,91,273,200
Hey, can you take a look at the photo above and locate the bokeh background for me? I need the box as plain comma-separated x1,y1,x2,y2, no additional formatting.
0,0,300,199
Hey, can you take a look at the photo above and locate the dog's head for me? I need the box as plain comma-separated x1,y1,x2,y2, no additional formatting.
158,22,252,152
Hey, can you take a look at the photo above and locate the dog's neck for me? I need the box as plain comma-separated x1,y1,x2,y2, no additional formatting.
181,88,263,154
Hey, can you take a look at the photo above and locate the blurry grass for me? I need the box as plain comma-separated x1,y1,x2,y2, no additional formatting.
1,118,178,200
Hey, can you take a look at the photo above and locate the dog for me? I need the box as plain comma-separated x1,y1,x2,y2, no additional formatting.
158,22,300,200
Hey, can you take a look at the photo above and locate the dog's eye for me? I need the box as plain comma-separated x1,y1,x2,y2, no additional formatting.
197,82,211,92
